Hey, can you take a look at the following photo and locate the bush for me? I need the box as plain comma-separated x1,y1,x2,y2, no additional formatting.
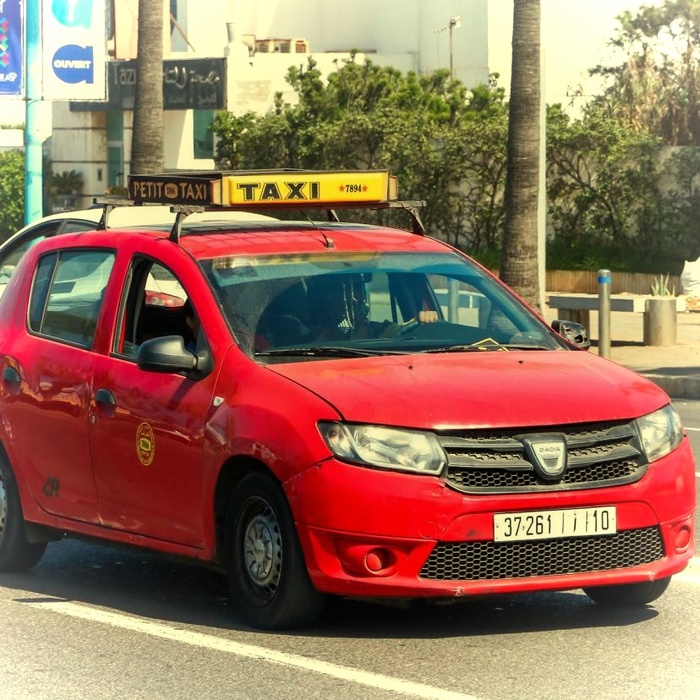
0,150,24,242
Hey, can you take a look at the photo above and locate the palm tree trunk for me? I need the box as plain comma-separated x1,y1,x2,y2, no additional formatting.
500,0,542,312
130,0,164,174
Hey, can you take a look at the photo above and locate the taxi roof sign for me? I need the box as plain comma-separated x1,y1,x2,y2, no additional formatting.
128,170,399,208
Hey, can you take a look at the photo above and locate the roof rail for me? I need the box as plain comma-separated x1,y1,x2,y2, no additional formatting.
124,169,426,240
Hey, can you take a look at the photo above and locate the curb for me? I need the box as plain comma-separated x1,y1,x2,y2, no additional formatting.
637,373,700,401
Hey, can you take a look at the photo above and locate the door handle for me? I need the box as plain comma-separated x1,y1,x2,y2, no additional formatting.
2,366,21,396
95,388,116,407
93,388,117,419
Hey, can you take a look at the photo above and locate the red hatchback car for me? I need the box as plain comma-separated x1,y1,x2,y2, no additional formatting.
0,170,695,629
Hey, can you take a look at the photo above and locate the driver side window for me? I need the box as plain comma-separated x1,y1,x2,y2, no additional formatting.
115,258,195,359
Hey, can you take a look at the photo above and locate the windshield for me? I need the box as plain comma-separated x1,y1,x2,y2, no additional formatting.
200,251,566,361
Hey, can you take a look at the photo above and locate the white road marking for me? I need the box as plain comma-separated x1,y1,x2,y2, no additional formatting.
20,561,700,697
22,599,481,700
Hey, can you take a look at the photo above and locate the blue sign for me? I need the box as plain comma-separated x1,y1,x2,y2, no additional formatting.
42,0,106,100
52,44,95,84
51,0,93,28
0,0,23,96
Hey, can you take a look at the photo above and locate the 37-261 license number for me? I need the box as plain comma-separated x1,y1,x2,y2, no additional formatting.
493,506,616,542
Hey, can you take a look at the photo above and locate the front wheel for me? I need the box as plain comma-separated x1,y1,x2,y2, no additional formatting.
0,456,47,572
224,471,325,630
583,577,671,607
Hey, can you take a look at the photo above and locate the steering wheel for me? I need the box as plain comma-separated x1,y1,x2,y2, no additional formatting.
392,319,422,336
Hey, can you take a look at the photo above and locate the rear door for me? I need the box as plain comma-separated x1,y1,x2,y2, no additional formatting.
1,247,115,522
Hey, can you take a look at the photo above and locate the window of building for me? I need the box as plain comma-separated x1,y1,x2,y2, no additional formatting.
193,110,215,160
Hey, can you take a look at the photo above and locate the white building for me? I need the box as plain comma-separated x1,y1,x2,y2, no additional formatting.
51,0,491,208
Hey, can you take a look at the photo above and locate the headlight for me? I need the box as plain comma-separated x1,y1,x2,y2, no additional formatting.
318,422,446,475
635,405,684,462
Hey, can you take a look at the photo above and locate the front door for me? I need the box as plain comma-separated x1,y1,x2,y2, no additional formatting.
88,257,215,546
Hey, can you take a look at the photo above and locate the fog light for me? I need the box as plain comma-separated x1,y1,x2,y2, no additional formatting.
366,548,388,572
335,541,403,577
674,524,692,552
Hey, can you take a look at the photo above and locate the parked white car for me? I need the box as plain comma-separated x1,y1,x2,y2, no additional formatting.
0,205,274,299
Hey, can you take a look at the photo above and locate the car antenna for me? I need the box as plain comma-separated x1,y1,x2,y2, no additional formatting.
302,210,335,249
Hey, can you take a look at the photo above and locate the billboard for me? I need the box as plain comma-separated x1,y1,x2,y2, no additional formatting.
41,0,107,100
0,0,23,96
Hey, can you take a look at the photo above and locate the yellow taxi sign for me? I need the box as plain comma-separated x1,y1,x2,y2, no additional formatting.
128,170,398,208
223,170,398,206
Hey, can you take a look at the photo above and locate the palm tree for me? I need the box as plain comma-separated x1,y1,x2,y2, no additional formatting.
500,0,541,312
130,0,164,174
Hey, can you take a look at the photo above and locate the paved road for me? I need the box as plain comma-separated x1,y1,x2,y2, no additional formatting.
1,402,698,700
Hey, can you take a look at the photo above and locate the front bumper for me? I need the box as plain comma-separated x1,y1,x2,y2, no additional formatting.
287,439,696,599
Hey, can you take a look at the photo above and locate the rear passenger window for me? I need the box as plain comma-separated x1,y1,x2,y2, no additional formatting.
28,249,115,349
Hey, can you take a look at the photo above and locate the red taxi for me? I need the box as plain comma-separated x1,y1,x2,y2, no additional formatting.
0,170,695,629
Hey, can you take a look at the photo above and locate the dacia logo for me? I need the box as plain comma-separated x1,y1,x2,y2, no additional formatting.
522,434,568,482
236,181,321,202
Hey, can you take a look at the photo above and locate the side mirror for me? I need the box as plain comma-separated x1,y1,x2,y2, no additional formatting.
551,320,591,350
137,335,213,378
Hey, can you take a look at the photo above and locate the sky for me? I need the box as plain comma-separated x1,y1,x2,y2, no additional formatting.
0,0,662,126
489,0,663,110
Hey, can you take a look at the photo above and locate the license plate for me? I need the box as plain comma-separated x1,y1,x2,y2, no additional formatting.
493,507,616,542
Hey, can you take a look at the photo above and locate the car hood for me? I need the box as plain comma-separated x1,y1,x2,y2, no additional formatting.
266,350,669,429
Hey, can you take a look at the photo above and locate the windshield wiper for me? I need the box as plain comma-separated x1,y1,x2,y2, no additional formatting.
423,343,550,354
256,346,406,358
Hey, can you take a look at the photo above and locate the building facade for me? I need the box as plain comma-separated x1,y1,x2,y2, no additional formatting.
50,0,490,208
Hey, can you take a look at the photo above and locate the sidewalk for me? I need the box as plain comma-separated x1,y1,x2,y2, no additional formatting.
544,306,700,400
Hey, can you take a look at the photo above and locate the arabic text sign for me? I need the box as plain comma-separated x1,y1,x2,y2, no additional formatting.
0,0,23,97
42,0,106,100
70,58,226,112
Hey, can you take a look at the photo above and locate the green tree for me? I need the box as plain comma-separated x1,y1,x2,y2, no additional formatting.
656,147,700,266
49,170,84,196
546,104,665,271
212,57,509,265
591,0,700,145
500,0,542,311
0,150,25,241
131,0,164,174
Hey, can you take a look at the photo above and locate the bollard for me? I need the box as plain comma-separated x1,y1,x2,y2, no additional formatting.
598,269,611,358
643,298,677,346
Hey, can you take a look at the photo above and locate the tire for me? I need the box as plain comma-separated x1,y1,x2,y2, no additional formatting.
224,471,325,630
0,456,47,572
583,577,671,607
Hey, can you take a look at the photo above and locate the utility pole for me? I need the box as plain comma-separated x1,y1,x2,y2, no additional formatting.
448,16,461,80
25,0,43,224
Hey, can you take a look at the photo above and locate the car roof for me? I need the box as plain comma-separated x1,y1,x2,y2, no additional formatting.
31,220,448,261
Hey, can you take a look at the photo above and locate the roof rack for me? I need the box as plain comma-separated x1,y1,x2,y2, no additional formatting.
122,169,426,241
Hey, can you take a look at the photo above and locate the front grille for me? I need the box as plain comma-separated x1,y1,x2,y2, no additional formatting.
419,526,664,581
438,420,647,494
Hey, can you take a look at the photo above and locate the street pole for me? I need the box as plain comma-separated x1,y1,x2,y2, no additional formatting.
449,22,454,79
598,269,611,358
448,17,461,80
25,0,43,224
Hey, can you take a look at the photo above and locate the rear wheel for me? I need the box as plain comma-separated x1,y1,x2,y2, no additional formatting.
0,457,47,572
583,577,671,607
224,471,325,629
